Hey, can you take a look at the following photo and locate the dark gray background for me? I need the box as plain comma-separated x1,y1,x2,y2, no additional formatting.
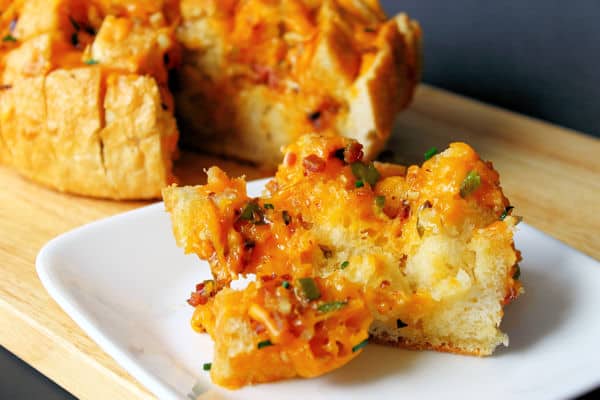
2,1,598,399
384,0,599,138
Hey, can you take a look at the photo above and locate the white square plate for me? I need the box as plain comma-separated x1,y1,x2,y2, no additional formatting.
37,178,600,400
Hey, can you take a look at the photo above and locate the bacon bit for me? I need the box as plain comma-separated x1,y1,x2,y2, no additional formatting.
280,273,292,281
187,281,216,306
261,273,277,282
398,254,408,269
303,154,326,173
252,64,279,88
187,292,204,306
380,280,391,288
344,142,364,163
398,200,411,219
283,152,297,167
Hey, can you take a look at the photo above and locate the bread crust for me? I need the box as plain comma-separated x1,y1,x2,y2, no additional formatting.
369,334,484,357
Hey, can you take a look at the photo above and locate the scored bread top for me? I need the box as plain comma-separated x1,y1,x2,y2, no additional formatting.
163,133,522,388
0,0,179,199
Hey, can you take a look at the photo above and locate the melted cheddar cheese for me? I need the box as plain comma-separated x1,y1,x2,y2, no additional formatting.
164,133,522,388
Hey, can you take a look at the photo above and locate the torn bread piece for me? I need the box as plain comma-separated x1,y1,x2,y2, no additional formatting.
163,133,522,388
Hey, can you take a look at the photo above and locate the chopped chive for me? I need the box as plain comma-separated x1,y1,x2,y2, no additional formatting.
240,201,261,221
264,203,274,210
500,206,514,221
513,264,521,280
352,338,369,352
2,34,17,42
459,170,481,198
351,162,380,186
317,301,348,313
396,319,408,329
84,59,99,65
340,261,349,269
257,339,273,349
355,180,364,188
282,280,290,289
424,147,438,160
282,210,291,225
296,277,321,301
375,195,385,208
202,362,212,371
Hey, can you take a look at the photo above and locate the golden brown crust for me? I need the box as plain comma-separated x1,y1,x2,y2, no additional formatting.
369,334,484,357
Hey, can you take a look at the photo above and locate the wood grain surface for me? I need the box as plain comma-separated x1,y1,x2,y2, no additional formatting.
1,84,598,399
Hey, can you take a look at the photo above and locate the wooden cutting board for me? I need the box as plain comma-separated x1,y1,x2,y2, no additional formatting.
1,84,599,399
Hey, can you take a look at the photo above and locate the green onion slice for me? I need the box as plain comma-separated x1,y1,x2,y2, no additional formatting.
459,170,481,198
282,280,290,289
352,338,369,352
296,277,321,301
340,261,349,269
2,34,17,42
84,59,99,65
500,206,514,221
257,340,273,349
240,202,260,220
317,301,348,313
264,203,274,210
424,147,438,160
351,162,380,186
202,362,212,371
375,195,385,208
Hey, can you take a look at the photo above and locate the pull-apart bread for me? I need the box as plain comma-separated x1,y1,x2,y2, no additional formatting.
175,0,422,166
0,1,180,199
0,0,421,199
163,133,523,388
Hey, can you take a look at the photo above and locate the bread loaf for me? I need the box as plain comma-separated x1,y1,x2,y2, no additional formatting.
0,0,420,198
